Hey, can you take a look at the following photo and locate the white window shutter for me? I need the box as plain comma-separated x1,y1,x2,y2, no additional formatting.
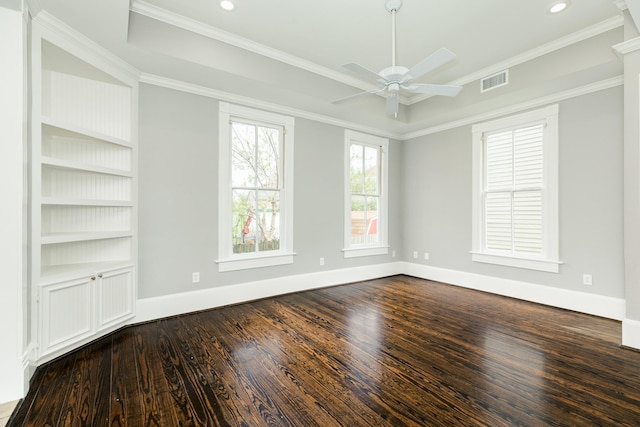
484,124,544,255
514,125,544,188
486,131,513,191
513,190,542,253
486,192,512,251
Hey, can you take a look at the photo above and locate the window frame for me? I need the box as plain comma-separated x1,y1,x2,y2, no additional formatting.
471,105,561,273
343,130,389,258
217,102,295,272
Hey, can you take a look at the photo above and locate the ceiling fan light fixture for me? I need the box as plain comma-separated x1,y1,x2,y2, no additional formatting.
220,0,235,11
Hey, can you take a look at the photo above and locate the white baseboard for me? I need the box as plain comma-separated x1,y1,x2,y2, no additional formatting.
135,261,626,329
134,262,404,324
622,318,640,350
402,262,626,321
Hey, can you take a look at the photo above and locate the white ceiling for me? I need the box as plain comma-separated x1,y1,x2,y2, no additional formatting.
35,0,624,135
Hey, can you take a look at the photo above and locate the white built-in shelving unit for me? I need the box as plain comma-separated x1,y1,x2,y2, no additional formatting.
31,14,139,363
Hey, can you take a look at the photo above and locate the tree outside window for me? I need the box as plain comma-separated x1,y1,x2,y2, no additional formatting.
230,121,282,254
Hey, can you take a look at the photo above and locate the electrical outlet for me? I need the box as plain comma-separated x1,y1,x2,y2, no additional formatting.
319,257,325,266
192,272,200,283
583,274,592,286
392,250,396,258
424,252,430,260
413,251,418,259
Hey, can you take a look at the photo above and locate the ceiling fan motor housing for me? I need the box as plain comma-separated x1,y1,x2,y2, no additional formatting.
380,65,409,84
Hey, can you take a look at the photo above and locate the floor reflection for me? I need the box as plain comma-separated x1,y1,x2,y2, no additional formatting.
482,328,548,420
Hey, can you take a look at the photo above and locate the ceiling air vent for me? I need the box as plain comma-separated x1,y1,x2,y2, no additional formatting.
481,70,509,93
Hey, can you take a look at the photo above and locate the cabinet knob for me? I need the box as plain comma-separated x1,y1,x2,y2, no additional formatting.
91,276,96,281
98,273,103,278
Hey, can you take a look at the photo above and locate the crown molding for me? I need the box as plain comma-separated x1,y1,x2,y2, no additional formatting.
141,72,621,142
130,0,381,96
25,0,43,17
614,0,628,11
130,0,620,110
613,36,640,54
139,73,403,141
406,15,624,105
403,76,623,140
33,11,140,85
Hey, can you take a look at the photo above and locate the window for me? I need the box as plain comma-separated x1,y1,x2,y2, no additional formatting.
343,130,389,258
217,103,294,271
471,105,560,272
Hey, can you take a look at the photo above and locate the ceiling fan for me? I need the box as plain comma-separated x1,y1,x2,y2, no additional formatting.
333,0,462,117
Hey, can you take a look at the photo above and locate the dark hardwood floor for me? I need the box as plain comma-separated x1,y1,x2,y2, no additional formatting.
9,275,640,426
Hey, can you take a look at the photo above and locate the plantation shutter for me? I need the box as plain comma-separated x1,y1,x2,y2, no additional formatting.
485,124,544,255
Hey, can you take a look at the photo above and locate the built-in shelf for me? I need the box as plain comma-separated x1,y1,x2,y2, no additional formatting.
40,261,134,283
31,24,138,364
41,116,132,148
41,231,133,244
41,157,133,177
41,198,134,207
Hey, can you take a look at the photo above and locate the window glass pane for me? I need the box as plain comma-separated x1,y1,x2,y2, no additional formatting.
364,146,378,195
513,190,542,253
366,196,379,244
232,189,256,254
486,131,513,191
350,145,364,193
485,192,512,251
231,122,256,188
514,125,543,189
256,190,280,252
350,195,379,245
257,126,280,189
350,195,367,245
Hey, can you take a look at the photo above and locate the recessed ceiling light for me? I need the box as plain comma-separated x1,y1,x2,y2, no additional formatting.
549,1,569,13
220,0,235,11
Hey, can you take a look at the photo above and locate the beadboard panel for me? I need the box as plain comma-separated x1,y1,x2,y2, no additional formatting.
97,267,135,331
41,237,132,269
42,69,131,141
42,205,132,234
40,277,92,353
42,125,132,171
41,166,131,201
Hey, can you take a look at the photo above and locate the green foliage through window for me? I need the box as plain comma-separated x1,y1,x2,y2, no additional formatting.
231,121,282,254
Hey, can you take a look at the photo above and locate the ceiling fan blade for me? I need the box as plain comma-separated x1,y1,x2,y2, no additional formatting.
402,47,457,82
385,92,399,116
403,83,463,97
332,87,387,104
342,63,386,84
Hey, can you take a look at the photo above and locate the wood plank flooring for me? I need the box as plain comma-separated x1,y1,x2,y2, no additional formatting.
9,275,640,426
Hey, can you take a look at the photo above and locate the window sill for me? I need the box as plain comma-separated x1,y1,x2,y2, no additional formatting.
343,246,389,259
471,252,561,273
216,252,296,272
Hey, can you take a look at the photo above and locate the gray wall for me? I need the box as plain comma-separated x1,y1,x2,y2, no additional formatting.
138,83,402,299
138,81,623,302
402,87,624,298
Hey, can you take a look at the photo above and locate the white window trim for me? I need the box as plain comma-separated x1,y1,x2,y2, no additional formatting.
471,105,561,273
216,102,295,272
343,130,389,258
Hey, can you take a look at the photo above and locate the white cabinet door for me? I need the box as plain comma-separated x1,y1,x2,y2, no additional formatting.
38,266,135,362
39,276,93,358
96,266,135,332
